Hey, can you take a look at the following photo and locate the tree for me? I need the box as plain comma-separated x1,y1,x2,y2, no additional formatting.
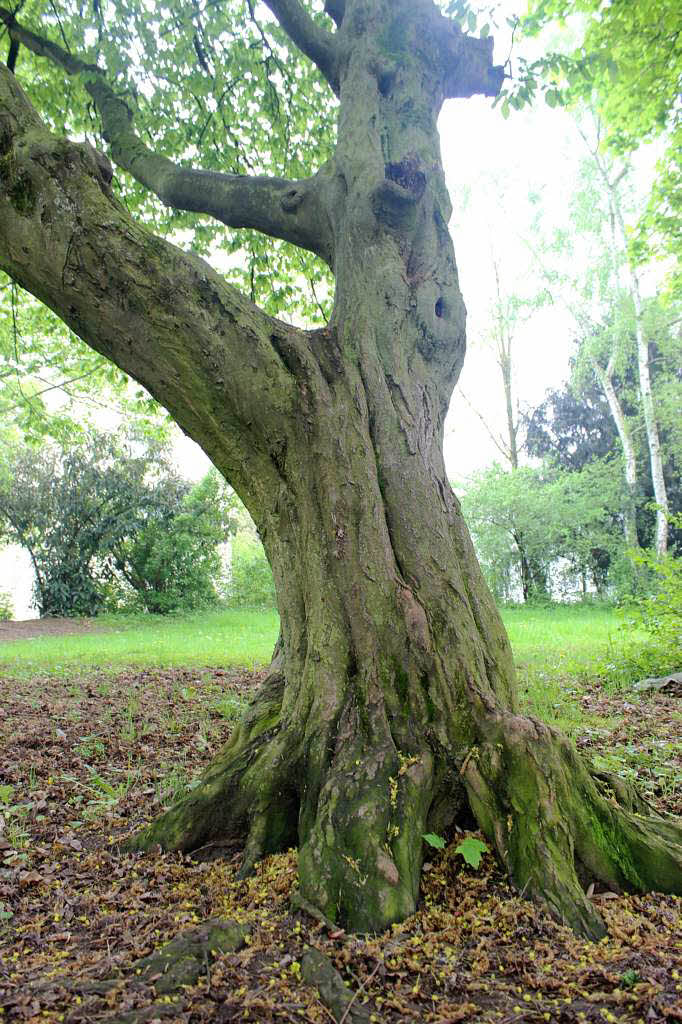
0,0,680,939
525,378,618,473
523,133,675,554
584,137,671,555
462,460,624,601
108,469,235,614
520,0,682,293
0,433,229,616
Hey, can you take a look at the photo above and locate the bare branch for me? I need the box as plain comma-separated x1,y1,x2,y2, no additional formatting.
456,388,510,464
0,6,334,264
262,0,339,93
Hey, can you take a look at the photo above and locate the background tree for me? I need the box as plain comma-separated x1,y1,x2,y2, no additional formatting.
524,377,618,472
519,0,681,294
0,433,232,616
1,0,680,938
524,134,680,555
462,459,623,602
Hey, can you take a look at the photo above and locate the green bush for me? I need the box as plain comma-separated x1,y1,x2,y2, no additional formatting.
107,470,233,614
629,549,682,653
599,540,682,686
0,433,235,617
0,589,13,621
226,534,275,608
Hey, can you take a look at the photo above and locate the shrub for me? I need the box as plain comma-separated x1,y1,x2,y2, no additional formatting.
107,470,234,614
599,537,682,686
0,589,13,621
226,534,276,608
0,434,235,617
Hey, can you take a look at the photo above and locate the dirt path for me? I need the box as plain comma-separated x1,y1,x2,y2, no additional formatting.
0,617,104,643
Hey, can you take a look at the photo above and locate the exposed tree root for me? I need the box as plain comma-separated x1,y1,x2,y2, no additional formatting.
128,666,682,941
300,949,372,1023
463,703,682,940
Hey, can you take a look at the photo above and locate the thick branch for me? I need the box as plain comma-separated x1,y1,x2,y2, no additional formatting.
440,22,505,99
0,64,299,512
262,0,339,93
0,6,334,263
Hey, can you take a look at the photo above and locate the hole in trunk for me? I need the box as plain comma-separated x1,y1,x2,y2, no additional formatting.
378,71,395,97
435,297,445,318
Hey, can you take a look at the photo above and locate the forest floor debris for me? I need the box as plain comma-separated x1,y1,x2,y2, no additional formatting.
1,666,680,1023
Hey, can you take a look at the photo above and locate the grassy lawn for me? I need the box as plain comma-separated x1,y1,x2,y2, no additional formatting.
0,601,638,734
500,602,641,732
0,607,280,678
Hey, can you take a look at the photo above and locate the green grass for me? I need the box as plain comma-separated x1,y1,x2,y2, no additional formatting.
0,608,280,678
501,603,642,732
501,602,621,672
0,603,634,736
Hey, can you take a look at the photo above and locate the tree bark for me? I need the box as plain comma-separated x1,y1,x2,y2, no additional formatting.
590,356,639,550
0,0,680,939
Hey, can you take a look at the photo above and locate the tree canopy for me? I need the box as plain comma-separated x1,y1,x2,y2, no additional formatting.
521,0,681,287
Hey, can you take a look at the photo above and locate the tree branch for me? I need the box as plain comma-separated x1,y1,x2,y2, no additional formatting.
0,6,334,264
456,388,511,464
0,63,301,511
440,23,505,99
262,0,339,93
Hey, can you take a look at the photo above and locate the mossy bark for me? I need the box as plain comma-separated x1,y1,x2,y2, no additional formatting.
1,0,681,940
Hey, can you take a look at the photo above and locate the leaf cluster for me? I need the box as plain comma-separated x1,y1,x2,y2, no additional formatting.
4,0,336,320
517,0,681,287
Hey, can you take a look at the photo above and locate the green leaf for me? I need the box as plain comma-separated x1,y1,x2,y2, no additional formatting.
480,23,490,38
454,836,488,868
422,832,446,850
467,11,476,32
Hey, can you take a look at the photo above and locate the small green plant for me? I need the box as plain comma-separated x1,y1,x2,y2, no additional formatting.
0,787,31,851
75,734,106,759
213,695,248,721
454,837,488,869
156,766,189,806
620,969,640,989
82,766,136,817
422,832,446,850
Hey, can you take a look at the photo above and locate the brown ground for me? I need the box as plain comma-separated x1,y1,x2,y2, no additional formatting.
0,666,680,1023
0,618,105,643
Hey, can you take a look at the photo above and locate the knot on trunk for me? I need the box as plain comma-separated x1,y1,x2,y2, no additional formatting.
280,186,305,212
371,156,426,230
385,157,426,197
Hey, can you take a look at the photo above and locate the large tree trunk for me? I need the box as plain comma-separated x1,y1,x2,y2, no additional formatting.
1,0,681,941
131,7,680,936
